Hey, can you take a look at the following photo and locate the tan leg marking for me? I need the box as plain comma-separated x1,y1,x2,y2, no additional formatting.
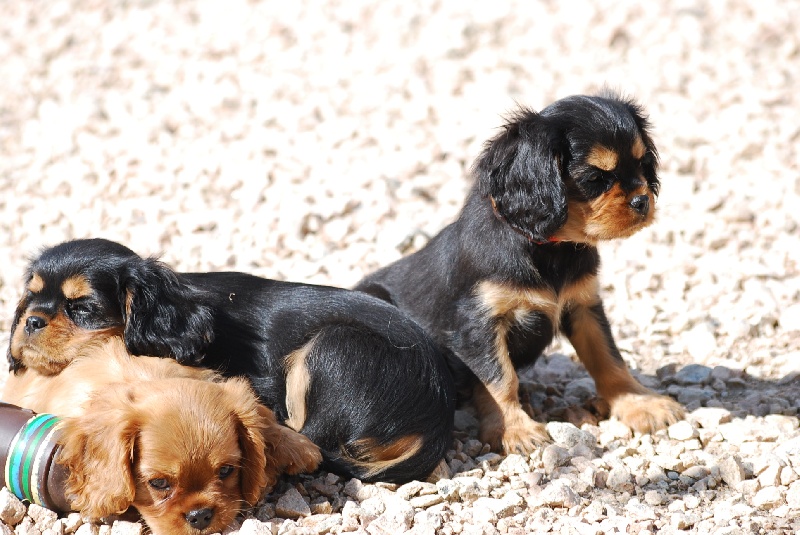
284,341,313,432
474,278,600,453
475,381,549,454
565,301,685,433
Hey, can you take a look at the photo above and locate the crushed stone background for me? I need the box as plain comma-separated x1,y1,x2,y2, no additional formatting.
0,1,799,534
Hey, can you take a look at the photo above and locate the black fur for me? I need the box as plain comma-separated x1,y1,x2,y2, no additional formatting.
8,239,456,483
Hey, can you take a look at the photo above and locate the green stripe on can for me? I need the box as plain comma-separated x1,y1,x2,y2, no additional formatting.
4,413,59,503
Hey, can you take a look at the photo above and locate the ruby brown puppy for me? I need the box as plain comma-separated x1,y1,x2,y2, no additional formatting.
3,338,321,535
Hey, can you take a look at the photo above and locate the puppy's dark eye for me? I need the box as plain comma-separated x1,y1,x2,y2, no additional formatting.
149,478,170,490
218,465,235,479
67,302,90,314
587,170,613,182
640,152,655,167
66,300,95,318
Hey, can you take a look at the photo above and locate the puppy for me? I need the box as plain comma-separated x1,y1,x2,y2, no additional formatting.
356,92,686,454
7,238,455,483
3,338,321,535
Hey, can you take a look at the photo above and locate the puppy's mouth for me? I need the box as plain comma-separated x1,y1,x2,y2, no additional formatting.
12,343,69,375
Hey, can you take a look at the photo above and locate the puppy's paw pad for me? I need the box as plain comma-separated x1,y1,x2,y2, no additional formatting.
610,392,686,434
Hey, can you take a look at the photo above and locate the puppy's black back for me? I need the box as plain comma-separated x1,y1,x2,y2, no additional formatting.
180,272,456,482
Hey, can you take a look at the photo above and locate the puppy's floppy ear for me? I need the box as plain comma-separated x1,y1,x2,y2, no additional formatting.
56,386,138,519
475,108,568,243
121,258,214,364
7,297,27,373
221,379,270,504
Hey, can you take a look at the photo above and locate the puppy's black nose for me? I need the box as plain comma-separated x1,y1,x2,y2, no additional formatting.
629,195,650,215
25,315,48,334
185,508,214,530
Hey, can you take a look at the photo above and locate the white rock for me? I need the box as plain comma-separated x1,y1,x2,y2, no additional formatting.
751,486,785,509
27,505,57,531
237,518,275,535
75,524,100,535
787,481,800,509
0,488,26,526
409,494,444,508
366,500,414,535
668,420,699,441
680,323,717,360
498,454,530,476
536,481,580,508
109,522,142,535
542,444,570,474
606,465,634,493
689,407,732,428
779,303,800,331
546,422,596,449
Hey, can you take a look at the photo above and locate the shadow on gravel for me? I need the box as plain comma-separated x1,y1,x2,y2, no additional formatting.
512,354,800,427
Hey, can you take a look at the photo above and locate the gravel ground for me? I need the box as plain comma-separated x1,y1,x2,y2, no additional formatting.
1,0,800,534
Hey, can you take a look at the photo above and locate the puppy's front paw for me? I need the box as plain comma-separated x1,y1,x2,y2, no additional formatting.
286,446,323,475
480,406,550,455
279,427,323,474
610,392,686,433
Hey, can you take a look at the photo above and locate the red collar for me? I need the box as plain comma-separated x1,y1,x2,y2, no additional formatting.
489,196,562,245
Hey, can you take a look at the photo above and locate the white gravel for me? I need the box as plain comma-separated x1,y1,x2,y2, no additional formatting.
1,0,799,534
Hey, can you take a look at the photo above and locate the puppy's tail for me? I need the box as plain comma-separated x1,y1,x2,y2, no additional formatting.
322,434,426,481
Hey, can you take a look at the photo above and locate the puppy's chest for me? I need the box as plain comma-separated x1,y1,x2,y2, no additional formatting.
475,273,599,332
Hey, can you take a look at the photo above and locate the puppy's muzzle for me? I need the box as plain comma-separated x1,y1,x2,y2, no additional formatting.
629,195,650,216
25,315,48,335
185,507,214,530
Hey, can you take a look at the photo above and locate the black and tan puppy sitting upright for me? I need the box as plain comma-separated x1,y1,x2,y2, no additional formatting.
357,92,685,454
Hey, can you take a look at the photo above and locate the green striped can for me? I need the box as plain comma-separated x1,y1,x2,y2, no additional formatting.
4,413,62,510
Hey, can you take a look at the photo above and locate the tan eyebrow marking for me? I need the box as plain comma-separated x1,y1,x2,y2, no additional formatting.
586,144,618,171
28,273,45,293
632,136,646,159
61,276,92,300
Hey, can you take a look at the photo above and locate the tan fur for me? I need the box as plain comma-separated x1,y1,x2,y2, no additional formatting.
61,276,92,300
10,309,124,376
3,338,321,535
473,382,549,454
586,144,618,171
473,276,605,453
28,273,44,293
477,275,599,333
556,184,655,245
342,434,424,479
284,341,313,432
585,183,655,240
564,304,685,433
632,136,646,159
